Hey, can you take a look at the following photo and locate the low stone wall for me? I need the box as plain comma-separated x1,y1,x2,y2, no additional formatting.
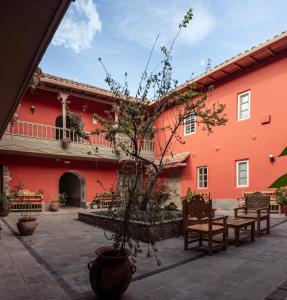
78,212,183,243
212,199,239,212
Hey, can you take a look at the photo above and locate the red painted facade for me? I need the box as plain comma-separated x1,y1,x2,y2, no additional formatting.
155,52,287,200
0,155,118,204
1,34,287,206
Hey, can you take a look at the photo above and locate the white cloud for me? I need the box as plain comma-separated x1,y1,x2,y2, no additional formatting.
114,1,216,50
200,59,206,66
52,0,102,53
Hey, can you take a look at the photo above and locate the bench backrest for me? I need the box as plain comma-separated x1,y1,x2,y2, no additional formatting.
245,192,270,210
183,194,212,222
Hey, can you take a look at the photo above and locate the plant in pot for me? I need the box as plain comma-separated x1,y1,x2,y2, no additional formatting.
275,188,287,215
80,9,227,299
17,202,38,236
91,198,101,209
50,193,67,212
61,137,72,149
0,193,11,217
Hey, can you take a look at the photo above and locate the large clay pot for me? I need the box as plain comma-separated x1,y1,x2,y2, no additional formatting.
88,246,136,299
50,202,60,212
17,217,37,236
0,204,10,217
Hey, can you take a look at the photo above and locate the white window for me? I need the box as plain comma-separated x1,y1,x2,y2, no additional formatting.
238,91,250,121
92,117,97,125
184,113,196,135
236,160,249,187
197,166,208,189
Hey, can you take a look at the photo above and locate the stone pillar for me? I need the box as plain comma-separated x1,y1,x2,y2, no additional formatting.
57,93,69,138
1,166,10,195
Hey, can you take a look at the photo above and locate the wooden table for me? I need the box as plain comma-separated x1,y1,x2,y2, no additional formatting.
214,217,255,247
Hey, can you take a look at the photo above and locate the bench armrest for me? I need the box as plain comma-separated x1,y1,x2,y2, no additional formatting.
234,207,244,217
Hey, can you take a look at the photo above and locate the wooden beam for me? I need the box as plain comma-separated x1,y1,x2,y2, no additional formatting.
249,55,259,63
233,62,243,69
266,47,276,56
40,86,113,105
218,69,230,76
207,76,216,82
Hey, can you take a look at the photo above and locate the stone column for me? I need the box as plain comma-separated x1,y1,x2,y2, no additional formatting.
57,93,69,138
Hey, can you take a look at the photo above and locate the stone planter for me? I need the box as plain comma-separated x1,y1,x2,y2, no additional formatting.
78,212,182,243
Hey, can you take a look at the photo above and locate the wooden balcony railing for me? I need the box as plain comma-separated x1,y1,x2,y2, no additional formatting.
5,120,154,152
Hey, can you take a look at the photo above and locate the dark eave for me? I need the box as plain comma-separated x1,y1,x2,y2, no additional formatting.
178,31,287,91
0,0,72,138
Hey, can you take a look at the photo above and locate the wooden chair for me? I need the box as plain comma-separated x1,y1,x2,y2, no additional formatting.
183,195,227,256
234,191,270,237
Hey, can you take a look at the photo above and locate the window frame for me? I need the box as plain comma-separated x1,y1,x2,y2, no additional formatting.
236,160,249,187
183,113,196,136
237,91,251,121
197,166,208,189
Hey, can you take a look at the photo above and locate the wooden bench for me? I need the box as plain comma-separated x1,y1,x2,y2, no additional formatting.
10,189,44,212
95,193,122,208
238,190,281,214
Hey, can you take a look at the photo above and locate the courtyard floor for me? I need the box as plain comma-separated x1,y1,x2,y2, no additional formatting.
1,209,287,299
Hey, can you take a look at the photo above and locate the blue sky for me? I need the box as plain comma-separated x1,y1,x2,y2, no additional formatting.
40,0,287,94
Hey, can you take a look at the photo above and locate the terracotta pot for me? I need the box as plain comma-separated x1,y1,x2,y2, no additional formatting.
50,202,60,212
17,217,37,236
0,204,10,217
88,246,136,299
62,138,72,149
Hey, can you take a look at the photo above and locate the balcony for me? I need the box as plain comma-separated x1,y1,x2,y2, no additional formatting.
0,121,154,161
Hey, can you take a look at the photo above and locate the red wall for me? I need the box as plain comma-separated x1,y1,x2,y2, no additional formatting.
155,52,287,199
0,155,118,203
19,89,113,131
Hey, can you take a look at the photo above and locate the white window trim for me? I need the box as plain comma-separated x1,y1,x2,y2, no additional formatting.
237,91,251,121
184,114,196,136
236,160,249,187
197,166,208,189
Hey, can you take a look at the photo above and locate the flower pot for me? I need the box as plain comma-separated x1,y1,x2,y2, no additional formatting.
62,138,72,149
88,246,136,299
0,204,10,217
50,202,60,212
17,217,37,236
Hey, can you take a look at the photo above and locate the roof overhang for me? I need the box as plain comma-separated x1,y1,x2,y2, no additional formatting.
178,31,287,91
38,73,115,105
0,0,72,138
156,152,190,169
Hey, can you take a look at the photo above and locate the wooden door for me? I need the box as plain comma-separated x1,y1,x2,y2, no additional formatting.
167,173,182,208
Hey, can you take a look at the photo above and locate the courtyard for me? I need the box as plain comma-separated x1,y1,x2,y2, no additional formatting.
1,209,287,300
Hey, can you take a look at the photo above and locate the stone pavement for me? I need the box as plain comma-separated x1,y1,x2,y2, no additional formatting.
1,209,287,300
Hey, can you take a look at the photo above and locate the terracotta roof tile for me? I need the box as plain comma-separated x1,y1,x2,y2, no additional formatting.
155,152,190,166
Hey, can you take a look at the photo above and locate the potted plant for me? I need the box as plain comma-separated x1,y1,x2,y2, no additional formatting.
275,188,287,215
17,202,38,236
61,137,72,149
91,198,101,209
50,193,67,212
0,193,11,217
83,9,227,299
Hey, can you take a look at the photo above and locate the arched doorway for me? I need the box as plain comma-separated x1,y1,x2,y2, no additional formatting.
59,171,86,207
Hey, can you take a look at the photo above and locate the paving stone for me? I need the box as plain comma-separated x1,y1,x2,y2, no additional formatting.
2,210,287,299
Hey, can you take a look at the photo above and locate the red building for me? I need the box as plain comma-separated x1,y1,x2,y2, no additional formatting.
1,32,287,210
